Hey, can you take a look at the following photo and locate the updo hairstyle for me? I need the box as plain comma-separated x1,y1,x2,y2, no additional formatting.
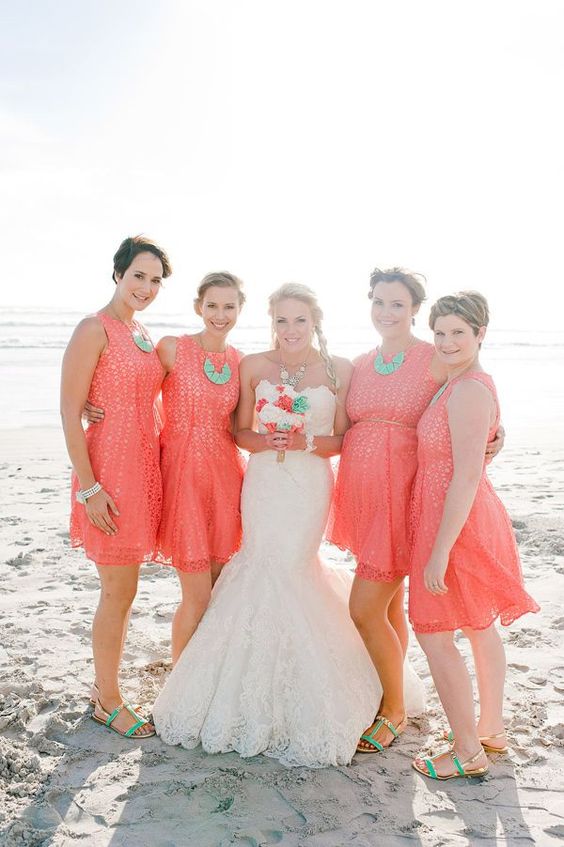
194,272,246,311
368,267,426,306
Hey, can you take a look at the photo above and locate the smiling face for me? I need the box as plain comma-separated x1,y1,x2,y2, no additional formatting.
370,280,419,341
433,314,486,369
114,251,164,312
197,285,241,341
272,298,314,357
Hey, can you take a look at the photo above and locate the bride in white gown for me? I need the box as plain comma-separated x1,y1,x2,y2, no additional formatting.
153,284,425,767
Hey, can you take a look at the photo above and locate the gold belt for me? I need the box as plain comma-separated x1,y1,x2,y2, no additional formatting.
357,418,416,429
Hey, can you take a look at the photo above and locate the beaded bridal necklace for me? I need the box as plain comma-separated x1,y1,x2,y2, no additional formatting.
279,349,313,388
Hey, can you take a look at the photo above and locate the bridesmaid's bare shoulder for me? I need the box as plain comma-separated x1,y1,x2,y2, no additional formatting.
157,335,178,373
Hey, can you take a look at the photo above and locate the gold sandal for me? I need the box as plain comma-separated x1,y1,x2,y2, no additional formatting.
413,747,489,780
443,728,508,754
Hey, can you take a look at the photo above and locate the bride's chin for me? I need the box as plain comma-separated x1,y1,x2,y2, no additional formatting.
278,341,310,356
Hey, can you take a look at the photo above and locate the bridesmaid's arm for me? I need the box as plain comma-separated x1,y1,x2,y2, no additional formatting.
156,335,177,375
60,317,106,489
60,317,119,536
423,380,495,595
431,350,504,460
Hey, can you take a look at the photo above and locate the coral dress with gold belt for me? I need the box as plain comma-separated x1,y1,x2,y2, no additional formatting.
327,342,438,581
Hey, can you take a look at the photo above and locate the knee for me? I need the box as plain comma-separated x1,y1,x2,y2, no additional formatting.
349,597,372,633
179,591,211,623
416,631,453,659
99,586,137,614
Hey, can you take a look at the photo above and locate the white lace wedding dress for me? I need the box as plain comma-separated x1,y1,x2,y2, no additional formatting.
153,380,425,767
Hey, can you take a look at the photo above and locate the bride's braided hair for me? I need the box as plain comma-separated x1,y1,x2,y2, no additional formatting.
268,283,339,390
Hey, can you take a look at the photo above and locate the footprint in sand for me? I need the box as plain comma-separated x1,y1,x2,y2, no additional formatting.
6,552,33,568
550,667,564,693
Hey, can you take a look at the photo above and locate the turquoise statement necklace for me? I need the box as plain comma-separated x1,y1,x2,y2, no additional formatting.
108,308,154,353
373,350,405,375
199,333,232,385
131,328,154,353
203,357,232,385
373,338,416,376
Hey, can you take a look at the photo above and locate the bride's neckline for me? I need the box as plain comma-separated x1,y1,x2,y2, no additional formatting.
255,378,336,399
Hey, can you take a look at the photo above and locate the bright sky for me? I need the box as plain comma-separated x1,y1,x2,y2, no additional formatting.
2,0,563,329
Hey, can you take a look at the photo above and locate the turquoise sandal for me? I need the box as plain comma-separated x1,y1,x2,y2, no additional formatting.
413,747,488,780
92,700,155,738
356,714,407,753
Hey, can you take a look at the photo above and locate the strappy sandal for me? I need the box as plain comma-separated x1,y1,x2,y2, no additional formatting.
92,700,156,738
89,682,99,706
413,748,489,780
442,729,508,754
89,682,141,713
356,714,407,753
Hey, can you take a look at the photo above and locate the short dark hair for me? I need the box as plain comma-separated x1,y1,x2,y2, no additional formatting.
112,235,172,282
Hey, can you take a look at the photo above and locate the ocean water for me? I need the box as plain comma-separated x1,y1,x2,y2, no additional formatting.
1,307,563,456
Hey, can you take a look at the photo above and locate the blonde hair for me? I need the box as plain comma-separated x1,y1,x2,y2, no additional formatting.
268,283,339,389
429,290,489,335
194,271,246,309
369,267,426,306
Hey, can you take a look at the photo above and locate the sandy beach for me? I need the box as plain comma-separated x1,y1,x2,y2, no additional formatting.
0,423,563,847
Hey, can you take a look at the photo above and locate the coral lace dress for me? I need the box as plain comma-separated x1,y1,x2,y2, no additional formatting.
70,313,164,565
328,342,439,581
156,336,245,572
409,372,539,633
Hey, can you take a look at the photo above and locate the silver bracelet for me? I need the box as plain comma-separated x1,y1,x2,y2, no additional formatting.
304,430,316,453
76,481,102,504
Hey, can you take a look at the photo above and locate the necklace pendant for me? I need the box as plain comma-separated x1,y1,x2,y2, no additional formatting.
203,357,232,385
373,350,405,376
132,331,154,353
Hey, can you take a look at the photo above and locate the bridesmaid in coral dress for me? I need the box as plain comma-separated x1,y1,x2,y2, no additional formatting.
327,268,503,754
61,235,171,738
156,273,246,664
409,291,538,780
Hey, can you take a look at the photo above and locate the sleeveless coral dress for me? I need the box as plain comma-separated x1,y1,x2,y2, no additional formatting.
327,342,439,581
70,313,164,566
156,336,245,572
408,372,539,633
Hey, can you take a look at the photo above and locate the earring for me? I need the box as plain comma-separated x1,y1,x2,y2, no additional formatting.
412,317,415,326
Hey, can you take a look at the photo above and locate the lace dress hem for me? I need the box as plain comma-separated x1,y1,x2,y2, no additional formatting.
154,551,237,573
71,538,157,567
410,600,540,634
